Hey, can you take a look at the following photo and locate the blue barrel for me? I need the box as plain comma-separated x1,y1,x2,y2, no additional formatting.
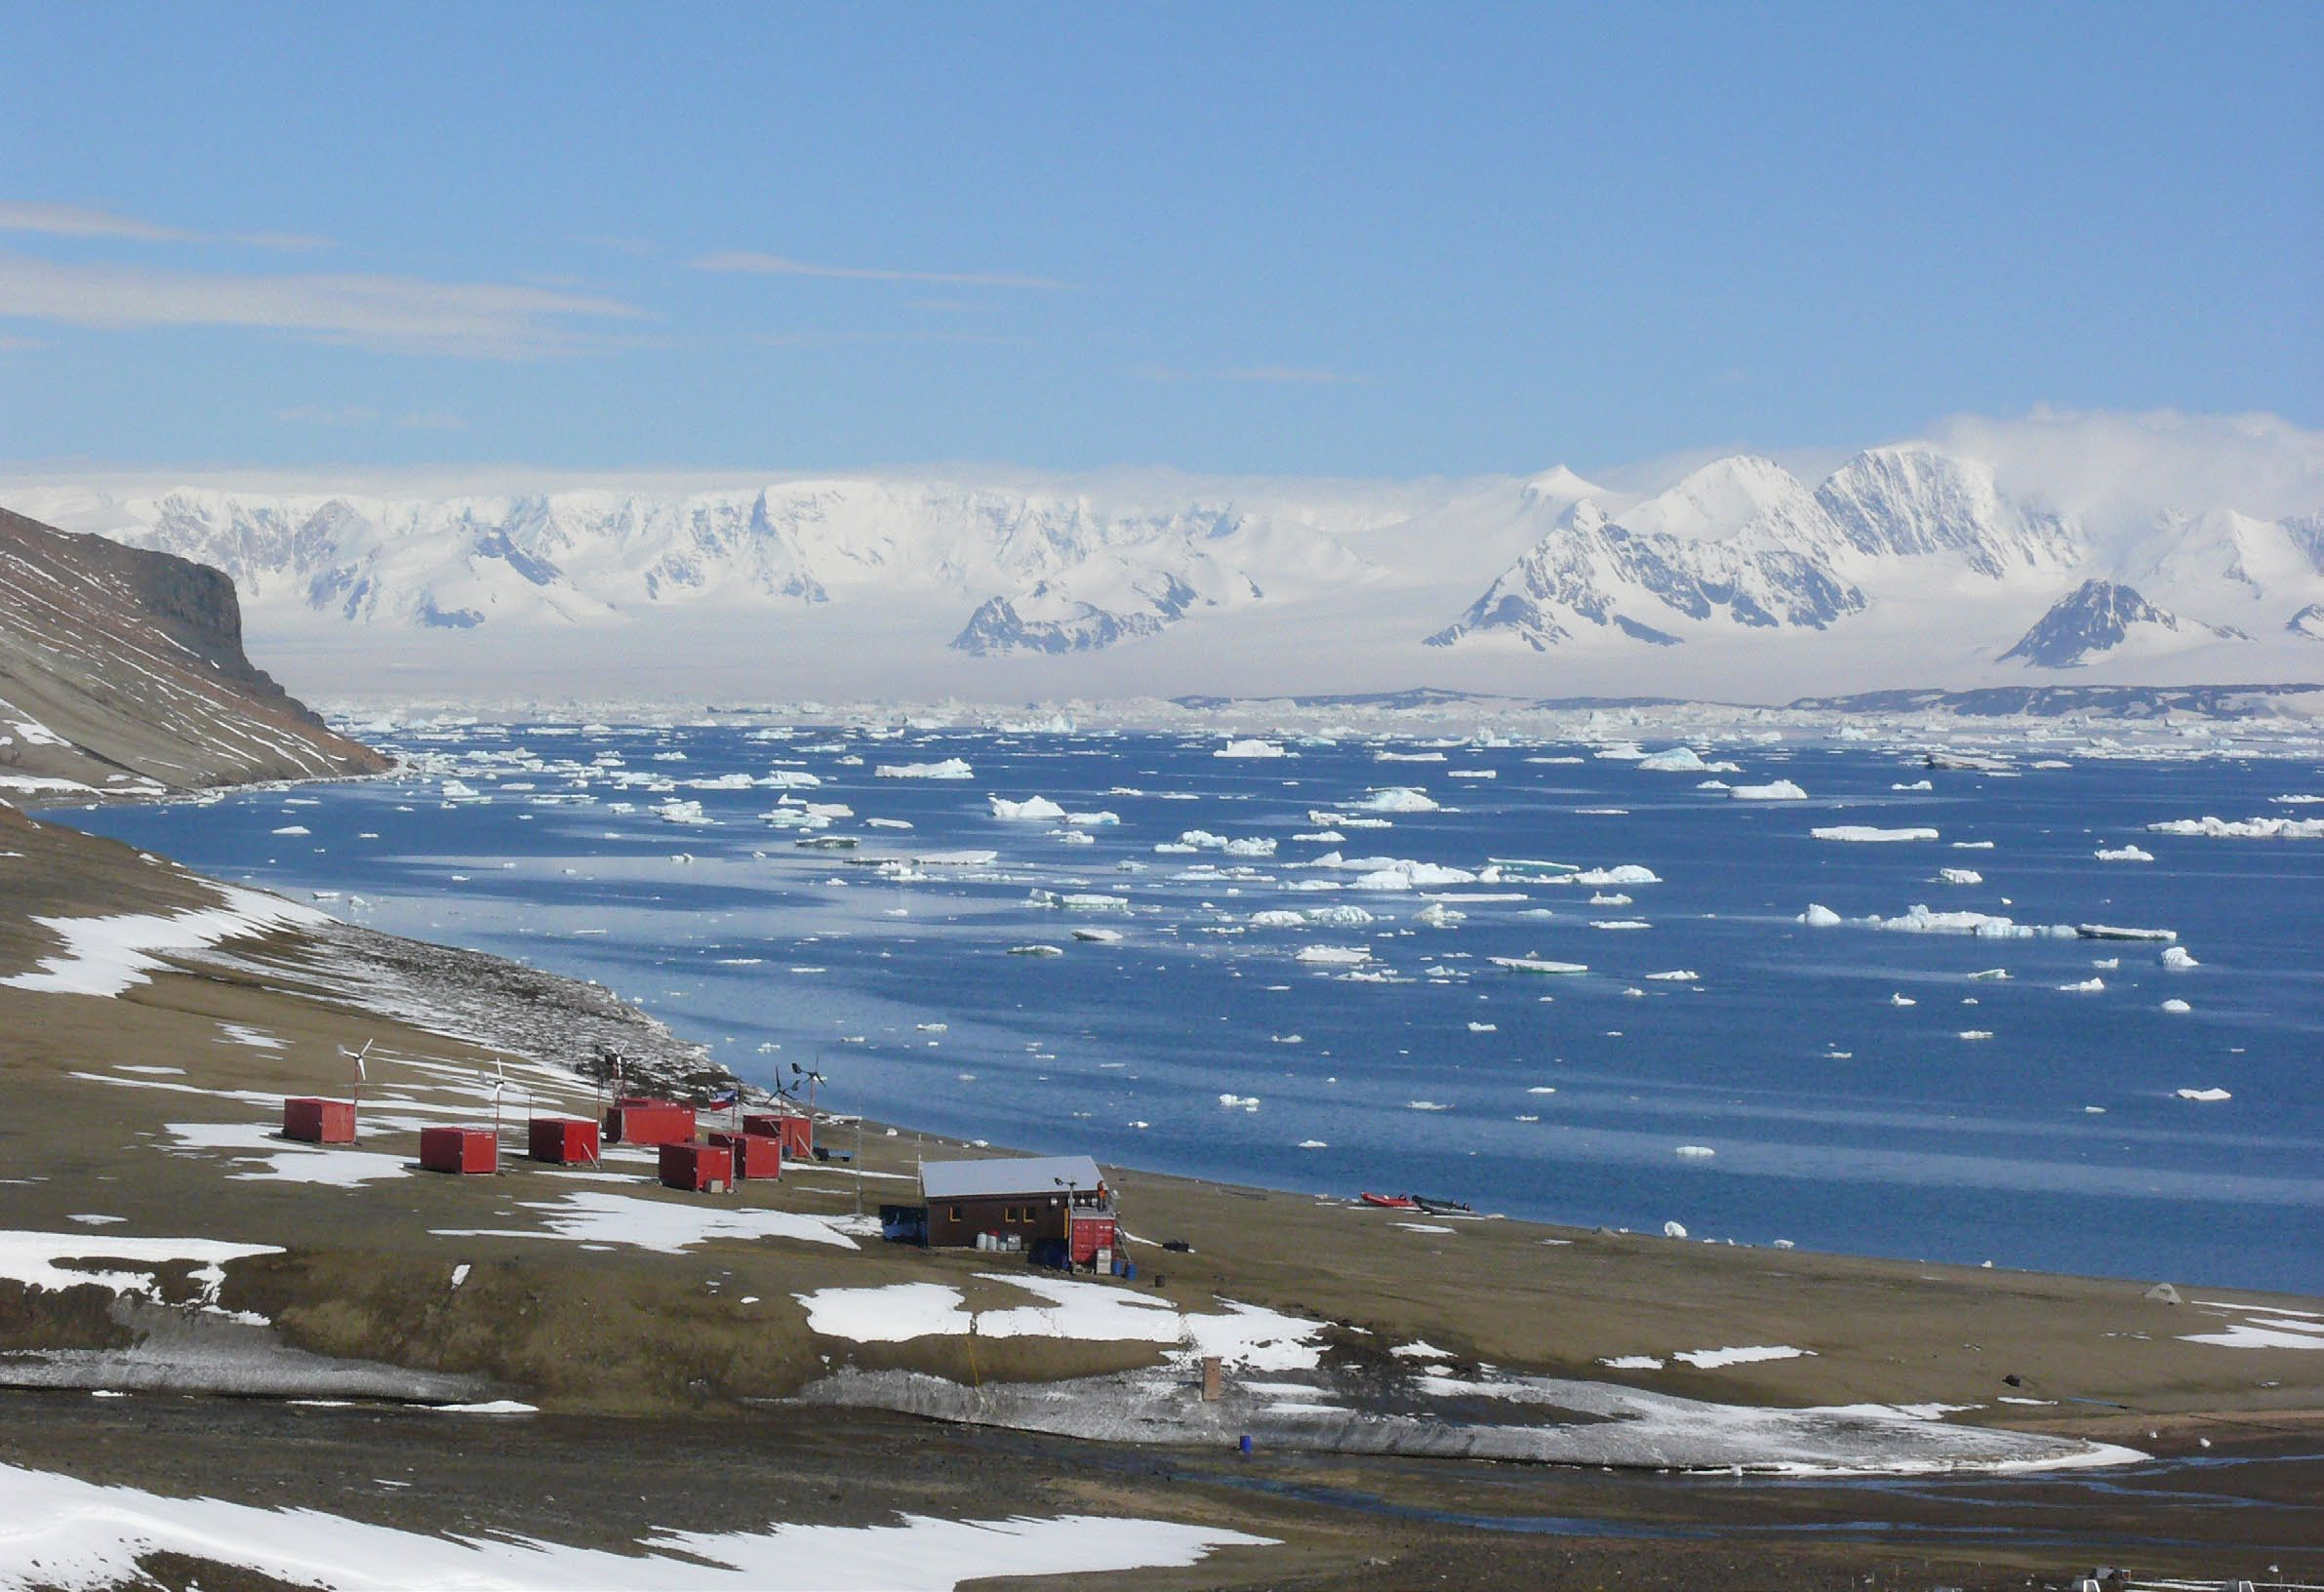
1238,1434,1253,1455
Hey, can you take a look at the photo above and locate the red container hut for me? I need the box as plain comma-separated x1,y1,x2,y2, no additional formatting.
706,1130,781,1180
283,1097,356,1144
660,1141,733,1193
421,1126,498,1174
527,1116,599,1165
604,1096,696,1146
741,1111,812,1159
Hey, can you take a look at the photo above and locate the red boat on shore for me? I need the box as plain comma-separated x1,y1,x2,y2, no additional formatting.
1360,1192,1420,1209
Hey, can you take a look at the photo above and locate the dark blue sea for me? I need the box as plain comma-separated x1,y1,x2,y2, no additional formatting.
59,722,2324,1294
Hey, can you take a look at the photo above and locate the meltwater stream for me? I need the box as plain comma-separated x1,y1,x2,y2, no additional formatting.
58,721,2324,1294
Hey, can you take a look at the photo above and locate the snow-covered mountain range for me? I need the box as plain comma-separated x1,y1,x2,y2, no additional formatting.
9,415,2321,703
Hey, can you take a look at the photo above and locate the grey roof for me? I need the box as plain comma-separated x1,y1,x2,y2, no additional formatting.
920,1155,1104,1201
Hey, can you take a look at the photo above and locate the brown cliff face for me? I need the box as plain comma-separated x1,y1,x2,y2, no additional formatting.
0,505,387,795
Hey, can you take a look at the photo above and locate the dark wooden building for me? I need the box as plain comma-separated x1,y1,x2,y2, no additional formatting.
919,1154,1113,1259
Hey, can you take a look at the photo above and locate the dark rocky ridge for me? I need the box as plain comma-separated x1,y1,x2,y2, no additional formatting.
0,505,386,793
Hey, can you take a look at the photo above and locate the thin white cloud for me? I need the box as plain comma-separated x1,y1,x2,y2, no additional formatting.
1222,366,1373,387
271,405,466,431
752,329,1022,349
273,405,380,426
0,252,643,358
1136,364,1374,387
696,251,1078,291
1927,406,2324,532
0,200,332,251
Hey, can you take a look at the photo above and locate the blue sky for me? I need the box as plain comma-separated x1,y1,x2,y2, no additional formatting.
1,2,2315,479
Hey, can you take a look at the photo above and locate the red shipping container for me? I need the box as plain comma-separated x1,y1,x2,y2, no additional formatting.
741,1112,812,1159
605,1097,696,1146
283,1097,356,1144
660,1140,733,1193
421,1126,498,1174
1069,1213,1118,1266
528,1116,599,1165
707,1130,781,1180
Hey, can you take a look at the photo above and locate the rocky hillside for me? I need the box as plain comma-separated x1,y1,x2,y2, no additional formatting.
0,505,387,798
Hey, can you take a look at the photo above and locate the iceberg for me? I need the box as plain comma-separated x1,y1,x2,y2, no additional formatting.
1357,787,1441,814
2175,1087,2231,1102
990,795,1068,820
2094,843,2153,862
2161,945,2200,970
876,758,974,779
2146,816,2324,840
1811,826,1940,843
1296,944,1372,966
1798,904,1843,927
1215,738,1287,759
1730,780,1808,801
1491,956,1586,975
1939,868,1983,884
1637,747,1739,774
1570,864,1661,887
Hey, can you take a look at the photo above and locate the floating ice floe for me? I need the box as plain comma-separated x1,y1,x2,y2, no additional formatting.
1674,1145,1715,1158
1070,928,1123,943
1637,746,1740,774
1213,738,1286,759
1938,868,1983,885
1869,905,2074,939
1729,780,1808,801
1492,956,1586,975
2094,844,2154,862
1811,826,1940,843
1414,903,1464,928
1570,864,1660,887
653,800,710,825
2146,816,2324,840
269,824,310,837
1890,994,1916,1007
1798,903,1843,928
2058,977,2104,993
1645,970,1697,981
874,758,973,779
1296,945,1371,966
1008,944,1063,957
1355,786,1441,814
2161,945,2200,970
990,795,1068,821
2175,1088,2231,1103
2161,999,2192,1014
1219,1094,1261,1111
1591,919,1650,931
1406,1100,1451,1112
